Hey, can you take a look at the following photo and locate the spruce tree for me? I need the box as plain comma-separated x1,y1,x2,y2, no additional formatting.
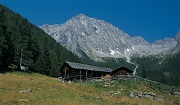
142,66,147,79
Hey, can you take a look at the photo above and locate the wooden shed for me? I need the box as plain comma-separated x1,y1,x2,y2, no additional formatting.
60,62,113,81
111,67,134,76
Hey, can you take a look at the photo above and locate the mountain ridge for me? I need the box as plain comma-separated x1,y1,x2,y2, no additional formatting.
40,14,179,62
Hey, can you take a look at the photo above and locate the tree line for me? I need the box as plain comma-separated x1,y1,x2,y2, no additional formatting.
0,4,81,77
133,54,180,86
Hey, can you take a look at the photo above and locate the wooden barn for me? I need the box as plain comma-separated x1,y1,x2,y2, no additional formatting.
111,67,134,78
60,62,113,81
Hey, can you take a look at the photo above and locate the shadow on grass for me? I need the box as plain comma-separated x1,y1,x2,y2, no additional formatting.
0,67,32,74
115,102,138,105
0,67,15,73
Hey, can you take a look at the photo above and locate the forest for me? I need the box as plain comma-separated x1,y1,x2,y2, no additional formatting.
0,4,81,77
133,54,180,86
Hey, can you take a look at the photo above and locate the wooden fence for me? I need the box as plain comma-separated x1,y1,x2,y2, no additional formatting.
111,75,180,93
111,75,137,80
134,76,180,93
59,74,180,93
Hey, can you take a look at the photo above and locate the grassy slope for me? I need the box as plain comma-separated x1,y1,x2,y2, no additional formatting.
0,72,179,105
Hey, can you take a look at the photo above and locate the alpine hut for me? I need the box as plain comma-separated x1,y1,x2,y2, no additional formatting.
60,62,113,81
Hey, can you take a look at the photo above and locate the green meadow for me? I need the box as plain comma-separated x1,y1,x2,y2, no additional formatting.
0,72,179,105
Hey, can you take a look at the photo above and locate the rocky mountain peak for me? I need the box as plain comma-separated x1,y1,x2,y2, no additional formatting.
175,30,180,41
72,13,93,23
76,13,87,18
40,14,178,61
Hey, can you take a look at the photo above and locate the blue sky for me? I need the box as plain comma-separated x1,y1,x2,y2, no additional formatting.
0,0,180,43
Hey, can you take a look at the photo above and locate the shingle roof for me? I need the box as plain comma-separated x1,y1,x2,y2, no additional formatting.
65,62,113,72
113,67,134,73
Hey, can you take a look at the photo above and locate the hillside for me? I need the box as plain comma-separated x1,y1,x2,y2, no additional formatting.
0,4,81,76
40,13,180,86
132,54,180,86
0,72,179,105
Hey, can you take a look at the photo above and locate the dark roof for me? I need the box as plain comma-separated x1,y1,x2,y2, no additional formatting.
65,62,113,72
112,67,134,73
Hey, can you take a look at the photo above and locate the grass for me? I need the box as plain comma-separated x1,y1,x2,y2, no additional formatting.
135,77,180,93
0,71,180,105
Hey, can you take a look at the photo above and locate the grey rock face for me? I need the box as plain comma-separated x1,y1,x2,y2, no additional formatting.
175,30,180,41
170,30,180,54
40,14,178,61
19,89,32,93
130,91,143,98
171,92,180,96
130,91,163,101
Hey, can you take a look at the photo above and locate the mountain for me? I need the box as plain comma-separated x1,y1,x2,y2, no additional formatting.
40,14,177,62
40,14,180,86
0,4,81,76
170,30,180,53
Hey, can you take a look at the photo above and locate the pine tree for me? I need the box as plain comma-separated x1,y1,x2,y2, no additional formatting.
49,50,59,77
142,66,147,79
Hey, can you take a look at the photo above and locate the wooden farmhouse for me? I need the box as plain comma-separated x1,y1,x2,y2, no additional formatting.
111,67,134,78
60,62,113,81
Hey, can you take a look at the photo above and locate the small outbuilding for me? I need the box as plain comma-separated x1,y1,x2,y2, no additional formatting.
60,62,113,81
111,67,134,76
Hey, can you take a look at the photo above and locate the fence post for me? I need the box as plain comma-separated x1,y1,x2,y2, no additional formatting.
158,83,160,90
171,86,174,93
80,70,82,82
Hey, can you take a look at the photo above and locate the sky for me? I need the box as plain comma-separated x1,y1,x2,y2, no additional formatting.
0,0,180,43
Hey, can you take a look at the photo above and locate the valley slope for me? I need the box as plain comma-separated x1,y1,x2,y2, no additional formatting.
0,4,80,76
